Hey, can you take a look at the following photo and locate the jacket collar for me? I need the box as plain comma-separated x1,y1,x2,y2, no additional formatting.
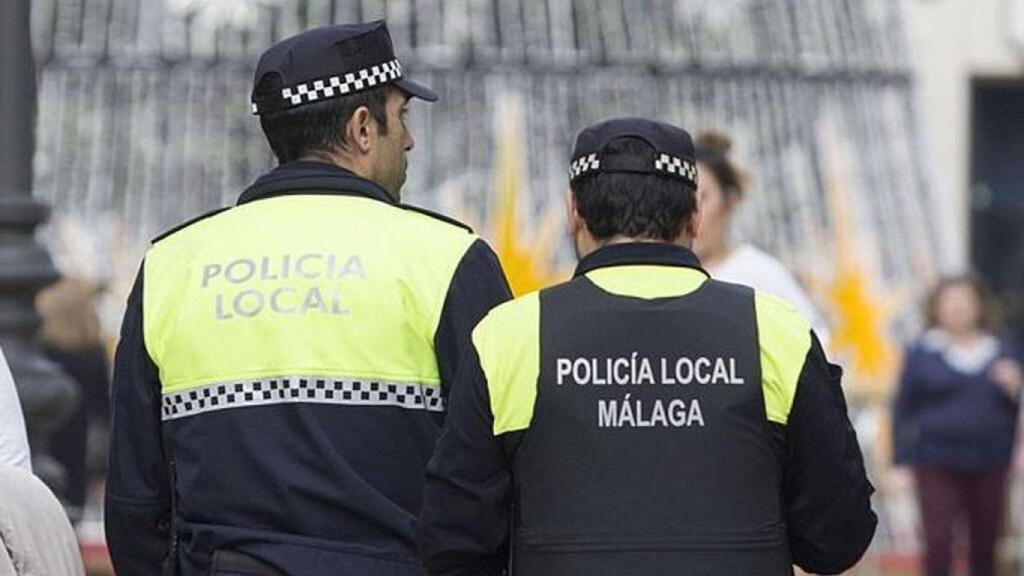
238,161,395,205
574,242,708,278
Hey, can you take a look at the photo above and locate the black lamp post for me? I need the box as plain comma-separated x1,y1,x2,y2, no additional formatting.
0,0,80,490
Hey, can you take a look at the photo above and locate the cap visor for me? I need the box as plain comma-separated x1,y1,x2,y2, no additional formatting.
394,78,438,102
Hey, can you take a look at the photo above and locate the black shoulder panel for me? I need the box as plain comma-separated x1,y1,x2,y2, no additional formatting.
151,207,230,244
399,204,473,233
703,277,756,299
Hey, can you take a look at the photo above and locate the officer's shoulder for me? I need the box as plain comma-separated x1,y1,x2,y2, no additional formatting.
476,291,540,335
703,277,755,298
753,289,811,334
397,204,473,234
150,207,231,244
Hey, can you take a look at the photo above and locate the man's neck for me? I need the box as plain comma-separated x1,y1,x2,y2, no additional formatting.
295,154,399,200
298,153,361,175
577,234,692,260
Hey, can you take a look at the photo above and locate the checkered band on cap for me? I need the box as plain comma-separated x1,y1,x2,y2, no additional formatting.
568,153,600,180
654,153,698,184
161,375,444,421
569,152,698,187
251,59,403,115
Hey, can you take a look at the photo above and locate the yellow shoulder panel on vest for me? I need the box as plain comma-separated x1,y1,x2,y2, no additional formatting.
473,292,540,436
387,203,479,343
586,265,707,299
143,195,476,393
144,210,224,378
755,290,811,425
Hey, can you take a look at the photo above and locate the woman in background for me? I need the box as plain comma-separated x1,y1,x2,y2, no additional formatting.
37,278,110,521
692,131,829,342
893,275,1021,576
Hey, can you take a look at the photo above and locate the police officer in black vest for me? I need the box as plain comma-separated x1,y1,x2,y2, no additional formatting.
418,118,877,576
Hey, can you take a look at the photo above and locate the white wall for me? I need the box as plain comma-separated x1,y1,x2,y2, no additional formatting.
905,0,1024,271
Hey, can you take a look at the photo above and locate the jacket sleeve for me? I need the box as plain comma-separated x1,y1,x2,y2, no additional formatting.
891,345,922,466
434,239,512,396
418,345,513,576
0,348,31,471
105,265,174,574
785,332,877,574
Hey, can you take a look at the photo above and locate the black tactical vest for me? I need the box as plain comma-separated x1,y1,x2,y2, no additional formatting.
512,273,791,576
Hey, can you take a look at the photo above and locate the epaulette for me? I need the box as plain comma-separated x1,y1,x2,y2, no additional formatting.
399,204,473,233
151,207,230,244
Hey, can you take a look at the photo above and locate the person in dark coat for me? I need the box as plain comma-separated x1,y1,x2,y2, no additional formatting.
893,274,1022,576
37,278,110,520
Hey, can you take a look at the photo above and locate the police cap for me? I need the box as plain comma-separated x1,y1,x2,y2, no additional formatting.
250,21,437,115
569,117,698,189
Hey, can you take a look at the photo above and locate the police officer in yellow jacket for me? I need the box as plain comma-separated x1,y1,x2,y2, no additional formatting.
105,22,511,576
418,118,877,576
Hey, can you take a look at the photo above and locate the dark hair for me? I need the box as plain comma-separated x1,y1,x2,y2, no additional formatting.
925,273,999,331
695,130,748,198
570,137,698,242
259,85,391,164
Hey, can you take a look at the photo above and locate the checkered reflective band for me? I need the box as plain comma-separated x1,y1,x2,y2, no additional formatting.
251,59,403,115
654,153,698,186
569,152,697,187
161,375,444,421
568,153,600,180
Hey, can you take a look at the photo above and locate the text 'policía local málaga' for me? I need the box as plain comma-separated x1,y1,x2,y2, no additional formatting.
556,354,745,429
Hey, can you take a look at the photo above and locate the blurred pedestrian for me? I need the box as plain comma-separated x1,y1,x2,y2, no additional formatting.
692,131,830,343
0,348,30,472
892,274,1022,576
37,278,110,521
0,463,85,576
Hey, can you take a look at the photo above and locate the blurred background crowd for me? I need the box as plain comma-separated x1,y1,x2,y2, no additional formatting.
2,0,1024,574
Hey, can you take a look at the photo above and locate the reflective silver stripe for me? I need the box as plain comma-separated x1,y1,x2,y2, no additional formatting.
161,376,443,421
568,153,600,179
653,153,698,183
251,60,404,114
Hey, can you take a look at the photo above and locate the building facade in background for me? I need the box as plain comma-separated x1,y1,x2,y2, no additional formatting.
31,0,937,350
909,0,1024,338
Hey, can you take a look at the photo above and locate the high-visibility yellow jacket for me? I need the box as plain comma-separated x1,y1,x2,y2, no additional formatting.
106,161,511,576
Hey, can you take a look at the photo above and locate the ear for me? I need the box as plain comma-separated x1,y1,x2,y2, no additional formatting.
566,187,584,237
684,207,701,239
346,106,374,155
684,188,702,238
724,188,743,212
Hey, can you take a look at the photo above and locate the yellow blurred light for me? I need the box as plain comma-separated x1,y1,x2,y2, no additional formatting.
487,95,568,296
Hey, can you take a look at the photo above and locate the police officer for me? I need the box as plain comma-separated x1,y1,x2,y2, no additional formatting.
105,22,511,576
418,118,877,576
